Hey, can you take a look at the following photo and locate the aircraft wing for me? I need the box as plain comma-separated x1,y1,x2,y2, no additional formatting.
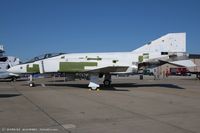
158,53,196,67
86,66,129,73
138,52,196,69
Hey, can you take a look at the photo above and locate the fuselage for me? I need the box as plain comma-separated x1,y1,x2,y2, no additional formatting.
7,52,136,74
7,51,169,75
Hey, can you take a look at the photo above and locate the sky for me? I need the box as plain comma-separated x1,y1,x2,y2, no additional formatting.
0,0,200,60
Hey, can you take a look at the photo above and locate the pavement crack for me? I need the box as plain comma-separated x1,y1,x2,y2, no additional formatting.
67,92,197,133
11,83,71,133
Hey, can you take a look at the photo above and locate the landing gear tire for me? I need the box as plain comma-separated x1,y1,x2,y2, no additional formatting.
29,82,35,87
103,80,111,87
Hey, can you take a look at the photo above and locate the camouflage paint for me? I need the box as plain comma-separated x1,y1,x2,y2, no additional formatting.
27,64,40,73
59,62,97,72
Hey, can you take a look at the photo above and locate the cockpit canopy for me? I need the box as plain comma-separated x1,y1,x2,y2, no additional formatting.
0,57,8,62
25,53,65,63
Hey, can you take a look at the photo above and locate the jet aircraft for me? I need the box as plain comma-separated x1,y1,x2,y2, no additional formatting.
0,56,20,81
7,33,195,89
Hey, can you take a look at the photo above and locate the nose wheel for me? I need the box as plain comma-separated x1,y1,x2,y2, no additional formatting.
28,74,35,87
29,82,35,87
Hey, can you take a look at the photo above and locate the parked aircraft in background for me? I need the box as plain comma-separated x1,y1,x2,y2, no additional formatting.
0,56,20,81
8,33,195,90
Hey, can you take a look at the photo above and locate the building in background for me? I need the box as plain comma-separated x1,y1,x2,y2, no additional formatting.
157,54,200,79
188,54,200,78
143,54,200,79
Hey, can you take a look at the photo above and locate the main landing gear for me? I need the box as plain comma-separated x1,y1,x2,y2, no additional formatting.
88,74,112,91
103,74,111,87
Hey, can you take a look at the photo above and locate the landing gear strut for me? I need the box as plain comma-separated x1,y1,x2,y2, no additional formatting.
11,77,17,82
29,74,35,87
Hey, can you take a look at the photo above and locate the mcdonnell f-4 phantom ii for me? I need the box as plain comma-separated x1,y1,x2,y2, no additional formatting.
7,33,195,90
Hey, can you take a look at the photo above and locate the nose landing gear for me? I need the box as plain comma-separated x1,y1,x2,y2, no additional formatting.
29,82,35,87
28,74,35,87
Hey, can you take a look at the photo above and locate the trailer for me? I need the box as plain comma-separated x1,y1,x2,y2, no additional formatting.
170,67,190,76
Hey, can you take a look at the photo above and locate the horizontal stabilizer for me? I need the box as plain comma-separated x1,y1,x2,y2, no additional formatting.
169,60,196,67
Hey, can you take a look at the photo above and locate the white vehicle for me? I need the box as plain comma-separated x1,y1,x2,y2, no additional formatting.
8,33,195,89
0,56,20,81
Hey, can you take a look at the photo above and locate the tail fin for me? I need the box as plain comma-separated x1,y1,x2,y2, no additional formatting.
132,33,186,53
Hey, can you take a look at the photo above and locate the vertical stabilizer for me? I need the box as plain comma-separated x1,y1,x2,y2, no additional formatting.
132,33,186,53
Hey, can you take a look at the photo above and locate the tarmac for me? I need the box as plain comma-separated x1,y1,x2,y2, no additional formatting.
0,76,200,133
